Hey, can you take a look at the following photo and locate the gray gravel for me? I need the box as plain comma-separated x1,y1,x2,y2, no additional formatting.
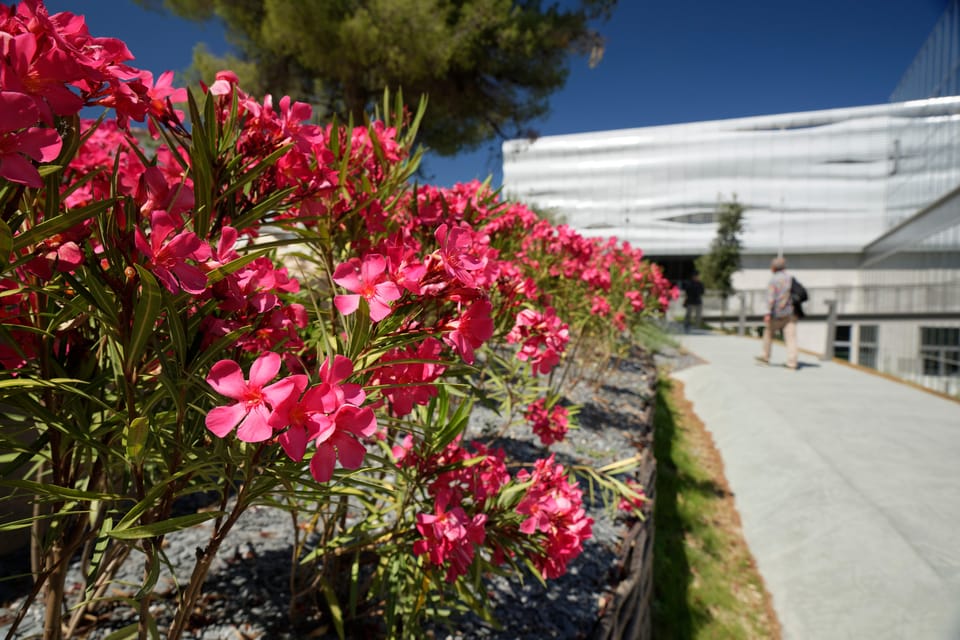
1,346,659,639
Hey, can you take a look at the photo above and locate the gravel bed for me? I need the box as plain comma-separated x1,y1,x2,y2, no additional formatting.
0,346,659,639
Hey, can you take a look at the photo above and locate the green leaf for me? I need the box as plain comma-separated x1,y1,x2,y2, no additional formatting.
135,551,162,599
317,575,346,640
228,185,297,231
102,623,138,640
0,377,84,391
0,219,12,263
125,266,163,372
219,142,293,203
125,417,149,464
162,295,188,365
12,199,113,253
63,271,119,326
0,478,123,503
85,519,112,597
107,511,224,540
37,164,64,177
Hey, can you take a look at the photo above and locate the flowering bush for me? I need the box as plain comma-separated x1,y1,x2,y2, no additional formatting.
0,2,675,638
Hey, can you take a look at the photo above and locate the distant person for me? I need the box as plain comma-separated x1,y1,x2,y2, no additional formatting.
683,272,705,333
756,256,798,369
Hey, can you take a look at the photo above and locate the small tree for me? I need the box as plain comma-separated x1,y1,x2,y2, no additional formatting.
695,198,744,328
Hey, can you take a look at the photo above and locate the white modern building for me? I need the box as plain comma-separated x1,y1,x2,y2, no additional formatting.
503,3,960,395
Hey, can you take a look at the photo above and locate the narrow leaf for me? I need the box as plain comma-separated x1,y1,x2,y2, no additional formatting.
13,199,112,253
0,219,11,262
126,265,162,372
107,511,224,540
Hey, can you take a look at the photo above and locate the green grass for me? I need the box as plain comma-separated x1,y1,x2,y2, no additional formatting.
634,320,679,353
651,376,779,640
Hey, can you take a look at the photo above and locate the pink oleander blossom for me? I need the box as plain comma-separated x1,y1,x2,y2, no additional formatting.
205,352,299,443
524,398,570,446
506,307,570,376
617,480,647,515
266,354,376,483
333,254,402,322
515,455,593,579
0,91,62,187
442,298,494,364
625,290,645,313
413,490,487,582
590,295,611,316
135,210,210,294
371,338,446,417
309,403,377,482
434,222,487,287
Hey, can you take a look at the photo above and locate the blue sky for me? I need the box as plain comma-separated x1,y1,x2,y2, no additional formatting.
46,0,948,187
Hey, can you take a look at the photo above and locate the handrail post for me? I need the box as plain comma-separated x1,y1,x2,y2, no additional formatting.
822,299,837,361
737,292,746,336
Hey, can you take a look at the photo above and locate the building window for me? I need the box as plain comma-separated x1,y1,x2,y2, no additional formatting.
858,325,878,369
920,327,960,376
834,325,852,361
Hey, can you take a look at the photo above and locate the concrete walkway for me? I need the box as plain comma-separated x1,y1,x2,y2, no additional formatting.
671,331,960,640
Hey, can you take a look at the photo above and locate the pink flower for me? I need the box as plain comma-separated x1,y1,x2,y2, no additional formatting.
207,70,239,96
135,210,211,294
617,480,647,515
434,222,487,287
506,307,570,376
265,354,377,482
333,254,402,322
515,455,593,579
371,338,446,417
525,398,570,446
143,70,187,134
413,490,487,582
0,91,62,187
442,298,494,364
626,290,645,313
205,352,298,443
309,403,377,482
590,296,611,316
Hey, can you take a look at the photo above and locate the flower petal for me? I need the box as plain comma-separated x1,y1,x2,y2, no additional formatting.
236,404,273,442
207,359,247,399
332,261,361,292
336,405,377,437
359,254,387,282
248,352,281,387
310,444,337,482
332,433,367,470
205,402,246,438
321,354,354,385
334,294,360,316
0,154,42,188
279,425,308,462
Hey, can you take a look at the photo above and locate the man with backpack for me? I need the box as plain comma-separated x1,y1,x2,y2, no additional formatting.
756,256,801,370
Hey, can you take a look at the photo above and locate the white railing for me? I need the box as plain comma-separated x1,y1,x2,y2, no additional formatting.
692,281,960,318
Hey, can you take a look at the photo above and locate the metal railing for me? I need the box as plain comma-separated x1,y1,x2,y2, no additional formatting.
692,280,960,319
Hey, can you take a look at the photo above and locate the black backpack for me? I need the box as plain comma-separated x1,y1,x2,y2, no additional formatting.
791,277,808,317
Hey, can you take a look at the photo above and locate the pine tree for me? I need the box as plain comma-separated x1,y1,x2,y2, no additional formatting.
136,0,617,157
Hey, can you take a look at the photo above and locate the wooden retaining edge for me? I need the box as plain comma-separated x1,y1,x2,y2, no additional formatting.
591,367,657,640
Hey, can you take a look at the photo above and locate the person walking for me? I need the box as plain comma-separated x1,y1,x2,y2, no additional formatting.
683,272,705,333
756,256,798,369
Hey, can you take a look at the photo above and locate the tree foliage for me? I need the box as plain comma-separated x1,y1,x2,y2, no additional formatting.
136,0,617,156
695,198,744,300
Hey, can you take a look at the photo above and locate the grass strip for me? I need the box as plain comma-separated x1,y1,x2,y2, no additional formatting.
651,375,781,640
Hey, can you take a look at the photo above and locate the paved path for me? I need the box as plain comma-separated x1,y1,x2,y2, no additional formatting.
671,331,960,640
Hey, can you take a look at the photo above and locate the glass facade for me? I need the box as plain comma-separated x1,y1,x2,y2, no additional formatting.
501,0,960,394
503,100,960,260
